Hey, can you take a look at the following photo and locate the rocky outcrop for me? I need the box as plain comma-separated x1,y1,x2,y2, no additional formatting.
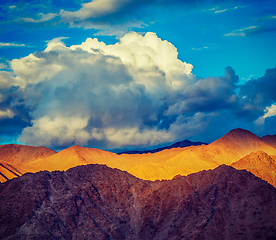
1,164,276,239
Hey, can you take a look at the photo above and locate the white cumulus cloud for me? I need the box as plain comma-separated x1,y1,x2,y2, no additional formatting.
10,32,195,148
1,31,275,150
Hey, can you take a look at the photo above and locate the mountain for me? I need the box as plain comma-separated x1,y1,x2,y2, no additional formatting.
117,139,207,154
231,151,276,187
1,164,276,239
1,128,276,182
20,145,186,177
261,134,276,148
128,128,276,180
0,144,56,182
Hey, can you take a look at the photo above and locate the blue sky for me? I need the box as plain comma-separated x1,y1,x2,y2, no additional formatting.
0,0,276,151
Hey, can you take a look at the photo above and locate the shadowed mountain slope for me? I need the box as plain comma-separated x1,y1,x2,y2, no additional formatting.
231,151,276,187
0,164,276,240
261,134,276,149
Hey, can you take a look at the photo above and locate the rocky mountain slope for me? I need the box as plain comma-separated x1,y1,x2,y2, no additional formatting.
231,151,276,187
0,164,276,240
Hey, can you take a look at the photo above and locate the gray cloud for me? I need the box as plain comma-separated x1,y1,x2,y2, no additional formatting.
239,66,276,107
165,66,239,115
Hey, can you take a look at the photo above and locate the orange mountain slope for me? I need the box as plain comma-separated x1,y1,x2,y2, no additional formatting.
0,144,56,182
128,128,276,180
231,151,276,188
1,128,276,182
20,145,186,174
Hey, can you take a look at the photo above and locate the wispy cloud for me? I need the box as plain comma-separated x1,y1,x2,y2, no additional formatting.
58,0,242,35
215,9,227,13
0,0,255,37
224,25,276,36
224,26,258,36
255,15,276,21
192,46,208,51
20,13,58,23
214,5,245,14
0,42,26,47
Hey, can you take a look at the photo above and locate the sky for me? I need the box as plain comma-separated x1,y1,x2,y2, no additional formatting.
0,0,276,151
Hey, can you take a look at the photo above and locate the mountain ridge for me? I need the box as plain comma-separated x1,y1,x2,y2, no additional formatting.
1,128,276,182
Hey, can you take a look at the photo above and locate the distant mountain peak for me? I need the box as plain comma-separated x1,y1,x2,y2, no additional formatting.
226,128,258,137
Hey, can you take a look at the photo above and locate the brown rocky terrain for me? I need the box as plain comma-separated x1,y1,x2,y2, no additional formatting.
0,164,276,239
0,144,56,182
231,151,276,187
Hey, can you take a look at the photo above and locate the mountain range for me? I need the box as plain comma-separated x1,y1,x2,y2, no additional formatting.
1,128,276,239
1,128,276,184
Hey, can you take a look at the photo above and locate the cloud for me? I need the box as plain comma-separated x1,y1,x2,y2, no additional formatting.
255,104,276,126
60,0,131,20
255,15,276,21
0,109,14,119
0,42,25,48
1,0,260,36
11,32,193,148
165,66,239,115
192,46,208,51
1,32,276,150
224,25,276,37
58,0,240,35
213,5,245,14
215,9,227,13
21,13,58,23
239,66,276,107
